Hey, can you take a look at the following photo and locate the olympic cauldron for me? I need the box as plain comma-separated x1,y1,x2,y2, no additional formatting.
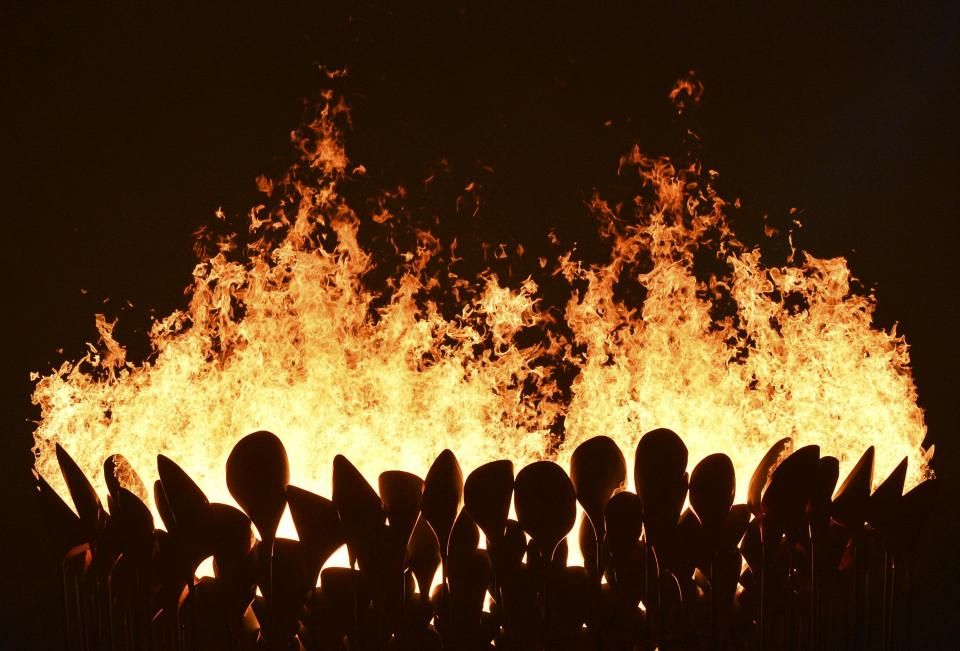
38,428,937,650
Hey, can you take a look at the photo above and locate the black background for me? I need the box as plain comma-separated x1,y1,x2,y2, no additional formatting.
2,1,958,647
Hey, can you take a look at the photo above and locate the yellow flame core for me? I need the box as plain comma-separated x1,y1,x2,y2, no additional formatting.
32,90,929,536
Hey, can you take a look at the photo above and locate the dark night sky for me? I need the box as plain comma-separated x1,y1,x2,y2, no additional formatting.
3,1,958,646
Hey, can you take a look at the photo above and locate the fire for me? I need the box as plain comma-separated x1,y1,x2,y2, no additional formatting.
32,79,930,541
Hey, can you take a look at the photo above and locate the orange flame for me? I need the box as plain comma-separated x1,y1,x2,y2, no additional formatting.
32,81,930,541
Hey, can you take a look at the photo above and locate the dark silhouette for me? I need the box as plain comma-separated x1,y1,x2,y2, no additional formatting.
38,429,937,650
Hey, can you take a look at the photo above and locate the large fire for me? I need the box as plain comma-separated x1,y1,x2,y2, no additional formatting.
31,79,930,546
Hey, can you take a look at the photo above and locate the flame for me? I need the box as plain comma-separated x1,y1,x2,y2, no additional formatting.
32,80,929,541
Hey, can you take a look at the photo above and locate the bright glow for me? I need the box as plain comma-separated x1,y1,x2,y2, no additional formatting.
32,82,930,552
